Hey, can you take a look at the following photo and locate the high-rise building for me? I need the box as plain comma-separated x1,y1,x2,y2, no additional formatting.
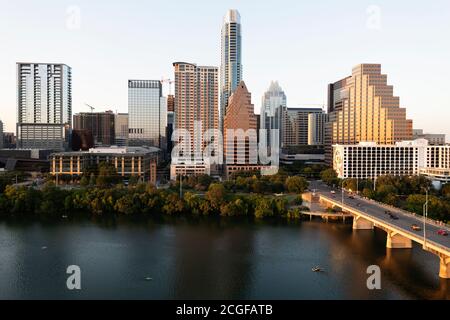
260,81,286,149
128,80,167,151
2,133,16,149
223,82,272,178
172,62,219,162
71,130,94,151
282,108,323,146
220,9,242,133
0,119,3,149
413,129,445,146
114,113,129,146
17,63,72,151
167,94,175,112
326,64,413,163
333,139,450,183
308,113,328,146
73,111,115,146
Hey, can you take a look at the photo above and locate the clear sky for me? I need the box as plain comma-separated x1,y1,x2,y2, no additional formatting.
0,0,449,140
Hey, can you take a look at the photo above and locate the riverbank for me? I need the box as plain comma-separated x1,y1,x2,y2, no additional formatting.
0,182,309,220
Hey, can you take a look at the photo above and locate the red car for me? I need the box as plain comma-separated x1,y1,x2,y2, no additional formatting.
437,230,448,236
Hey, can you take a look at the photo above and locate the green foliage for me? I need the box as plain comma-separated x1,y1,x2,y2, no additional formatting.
320,168,340,187
285,176,309,194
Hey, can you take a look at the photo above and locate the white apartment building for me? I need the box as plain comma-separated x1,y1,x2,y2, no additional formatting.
333,139,450,183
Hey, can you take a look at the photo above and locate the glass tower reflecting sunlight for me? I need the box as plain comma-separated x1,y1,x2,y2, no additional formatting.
220,9,242,133
128,80,167,151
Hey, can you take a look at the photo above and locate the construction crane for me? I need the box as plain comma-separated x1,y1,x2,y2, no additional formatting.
161,78,174,95
84,103,95,113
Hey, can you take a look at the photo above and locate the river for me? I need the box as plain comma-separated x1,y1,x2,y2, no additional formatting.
0,217,448,299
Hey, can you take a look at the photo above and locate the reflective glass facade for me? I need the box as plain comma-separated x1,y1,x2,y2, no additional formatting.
128,80,166,150
220,9,242,132
17,63,72,151
260,81,286,148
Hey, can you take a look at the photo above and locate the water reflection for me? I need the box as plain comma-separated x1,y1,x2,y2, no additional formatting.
0,217,448,300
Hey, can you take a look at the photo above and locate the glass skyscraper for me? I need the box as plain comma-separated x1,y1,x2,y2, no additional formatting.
16,63,72,151
260,81,287,148
128,80,167,151
220,9,242,133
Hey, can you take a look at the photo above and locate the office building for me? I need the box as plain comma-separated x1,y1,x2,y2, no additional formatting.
0,149,52,173
282,108,323,146
333,139,450,183
220,9,242,132
326,64,413,163
17,63,72,151
167,111,174,156
223,81,271,178
50,146,160,184
0,119,3,149
172,62,219,164
115,113,129,146
260,81,286,149
2,132,16,149
413,129,445,146
167,94,175,112
128,80,167,150
308,113,328,146
73,111,115,146
71,130,94,151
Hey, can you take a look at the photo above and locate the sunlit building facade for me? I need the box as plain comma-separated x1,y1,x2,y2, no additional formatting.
326,64,413,163
17,63,72,151
220,9,242,133
128,80,167,151
333,139,450,183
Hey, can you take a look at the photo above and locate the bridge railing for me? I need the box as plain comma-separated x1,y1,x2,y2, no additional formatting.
322,195,450,254
358,196,450,229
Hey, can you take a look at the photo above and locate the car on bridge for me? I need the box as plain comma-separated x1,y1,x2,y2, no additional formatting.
389,213,399,220
437,229,448,236
411,224,422,231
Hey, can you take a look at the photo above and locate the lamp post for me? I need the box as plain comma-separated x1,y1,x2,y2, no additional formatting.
423,189,428,249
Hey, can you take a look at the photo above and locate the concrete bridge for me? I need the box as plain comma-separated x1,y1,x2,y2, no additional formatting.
308,181,450,279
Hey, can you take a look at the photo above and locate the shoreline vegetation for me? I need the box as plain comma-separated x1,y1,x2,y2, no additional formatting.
0,170,310,220
1,163,449,223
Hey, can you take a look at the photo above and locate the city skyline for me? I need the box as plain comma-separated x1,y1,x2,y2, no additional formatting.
0,1,449,142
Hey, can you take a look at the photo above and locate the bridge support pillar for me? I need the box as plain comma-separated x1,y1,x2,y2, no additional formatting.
352,216,374,230
439,255,450,279
386,232,412,249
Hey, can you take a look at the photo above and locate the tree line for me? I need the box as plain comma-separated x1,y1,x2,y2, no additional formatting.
320,168,450,222
0,172,309,220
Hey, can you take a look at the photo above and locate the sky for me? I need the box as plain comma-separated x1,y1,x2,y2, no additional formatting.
0,0,449,141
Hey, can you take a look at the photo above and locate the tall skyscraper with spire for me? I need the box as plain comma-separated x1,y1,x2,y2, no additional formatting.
220,9,242,133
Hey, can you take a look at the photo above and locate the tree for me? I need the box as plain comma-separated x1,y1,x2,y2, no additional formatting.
285,176,309,194
96,162,120,187
254,197,274,219
206,183,227,210
80,176,89,187
321,168,339,186
442,184,450,199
